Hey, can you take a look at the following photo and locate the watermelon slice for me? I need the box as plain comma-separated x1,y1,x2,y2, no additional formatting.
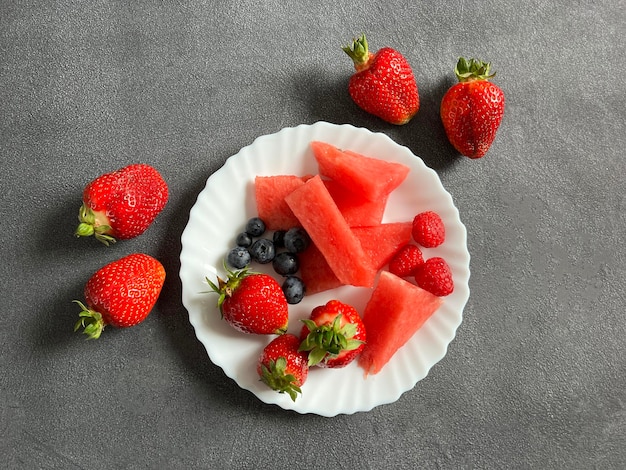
354,222,412,270
298,243,342,295
358,271,444,376
299,222,413,295
254,175,306,230
323,179,388,227
311,141,410,202
284,175,376,288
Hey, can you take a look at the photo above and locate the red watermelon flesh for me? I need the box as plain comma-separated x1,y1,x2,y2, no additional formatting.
299,222,413,295
311,141,410,202
284,175,376,288
298,243,342,295
354,222,413,270
323,179,388,227
358,271,444,376
254,175,306,230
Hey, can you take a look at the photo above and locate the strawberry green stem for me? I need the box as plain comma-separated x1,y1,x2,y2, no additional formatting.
342,34,373,71
454,57,496,82
74,204,116,246
259,357,302,402
205,264,254,314
299,314,364,366
73,300,105,339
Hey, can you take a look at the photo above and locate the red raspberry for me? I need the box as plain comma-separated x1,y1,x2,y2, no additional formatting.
414,257,454,296
388,244,424,278
412,211,445,248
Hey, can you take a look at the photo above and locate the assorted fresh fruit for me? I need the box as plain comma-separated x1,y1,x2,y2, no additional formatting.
441,57,505,158
74,253,166,339
67,36,483,407
75,163,169,245
222,216,310,305
205,140,458,401
343,34,420,125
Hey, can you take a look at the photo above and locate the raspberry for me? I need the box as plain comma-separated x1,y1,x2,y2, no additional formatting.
389,244,424,278
412,211,445,248
414,257,454,296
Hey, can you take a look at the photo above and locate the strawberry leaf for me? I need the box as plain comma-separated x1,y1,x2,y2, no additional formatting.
73,300,105,340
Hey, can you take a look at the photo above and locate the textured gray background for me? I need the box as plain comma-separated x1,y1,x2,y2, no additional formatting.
1,0,625,468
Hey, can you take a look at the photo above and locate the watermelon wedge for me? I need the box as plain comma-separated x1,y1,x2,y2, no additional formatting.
254,175,306,230
298,243,342,295
311,141,410,202
284,175,376,288
358,271,444,376
354,222,413,270
323,179,388,227
299,222,413,295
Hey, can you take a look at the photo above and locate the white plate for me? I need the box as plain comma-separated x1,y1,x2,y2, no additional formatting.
180,122,470,417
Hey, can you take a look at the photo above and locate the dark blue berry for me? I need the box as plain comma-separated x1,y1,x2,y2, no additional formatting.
283,227,311,253
245,217,266,237
227,246,251,269
249,238,275,264
272,252,299,276
282,276,306,304
235,232,253,248
272,230,286,248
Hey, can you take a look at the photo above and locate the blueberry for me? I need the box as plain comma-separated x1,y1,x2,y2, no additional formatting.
249,238,275,264
272,252,299,276
227,246,251,269
272,230,286,248
235,232,253,248
283,227,311,253
245,217,266,237
282,276,306,304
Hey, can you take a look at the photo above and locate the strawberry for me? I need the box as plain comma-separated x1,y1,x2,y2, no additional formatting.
389,244,424,278
74,253,166,339
257,334,309,402
75,164,169,245
412,211,445,248
299,300,366,368
343,34,419,125
440,57,505,158
206,268,288,335
414,257,454,297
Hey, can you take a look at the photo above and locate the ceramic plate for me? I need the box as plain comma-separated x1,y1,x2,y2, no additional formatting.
180,122,470,416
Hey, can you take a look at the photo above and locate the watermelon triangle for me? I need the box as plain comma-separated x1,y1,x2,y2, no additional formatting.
311,141,410,202
358,271,444,376
254,175,306,231
284,175,376,288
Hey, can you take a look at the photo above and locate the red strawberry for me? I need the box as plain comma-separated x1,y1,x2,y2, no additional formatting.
299,300,366,368
74,253,166,339
389,244,424,278
440,57,505,158
75,164,169,245
412,211,445,248
206,268,288,335
257,334,309,402
414,257,454,297
343,34,419,125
